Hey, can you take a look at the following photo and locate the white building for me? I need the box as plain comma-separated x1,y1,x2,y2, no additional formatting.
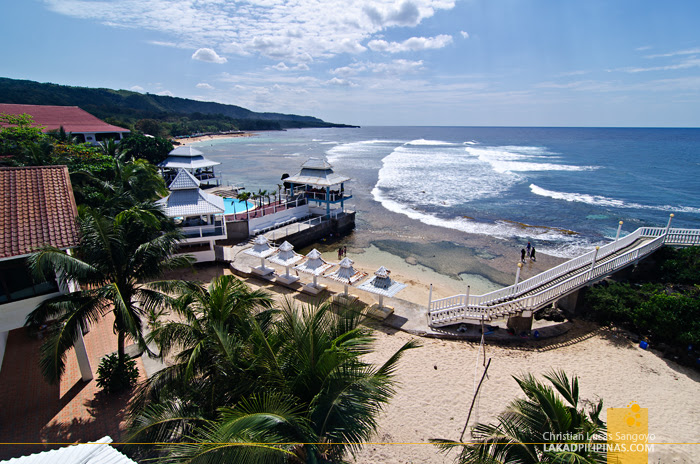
157,145,221,187
156,169,227,262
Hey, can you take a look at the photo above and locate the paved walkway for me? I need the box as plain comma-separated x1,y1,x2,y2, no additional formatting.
0,312,145,460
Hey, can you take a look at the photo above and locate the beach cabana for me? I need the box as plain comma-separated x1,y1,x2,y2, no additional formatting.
244,235,277,277
156,169,227,262
158,145,221,186
357,266,406,318
294,248,335,295
267,241,304,285
284,157,352,217
324,257,367,301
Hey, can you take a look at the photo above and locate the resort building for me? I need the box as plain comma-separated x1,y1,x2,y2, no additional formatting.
0,166,91,380
0,103,130,145
157,145,221,187
284,157,352,217
156,169,227,262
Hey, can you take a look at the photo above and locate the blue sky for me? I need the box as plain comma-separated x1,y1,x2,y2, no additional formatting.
2,0,700,126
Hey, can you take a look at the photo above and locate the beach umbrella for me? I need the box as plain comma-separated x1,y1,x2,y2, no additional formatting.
244,235,277,276
294,248,335,290
357,266,407,309
267,241,304,284
324,257,367,297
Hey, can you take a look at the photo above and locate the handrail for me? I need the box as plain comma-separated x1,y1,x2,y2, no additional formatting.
428,227,699,327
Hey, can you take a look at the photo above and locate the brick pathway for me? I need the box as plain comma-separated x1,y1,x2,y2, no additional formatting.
0,312,145,460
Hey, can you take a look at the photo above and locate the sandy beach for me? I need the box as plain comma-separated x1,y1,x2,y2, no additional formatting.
167,241,700,464
173,132,255,145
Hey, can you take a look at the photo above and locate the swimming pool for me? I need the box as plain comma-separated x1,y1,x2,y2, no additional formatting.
223,198,255,215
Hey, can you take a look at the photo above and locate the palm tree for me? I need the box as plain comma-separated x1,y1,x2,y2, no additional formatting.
433,370,607,464
237,191,252,220
126,280,418,463
73,152,168,215
26,204,193,384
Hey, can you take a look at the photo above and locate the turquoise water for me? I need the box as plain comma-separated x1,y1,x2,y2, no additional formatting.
223,198,255,215
194,127,700,258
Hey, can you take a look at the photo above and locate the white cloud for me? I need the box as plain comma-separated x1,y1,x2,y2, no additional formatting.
618,57,700,73
645,48,700,59
42,0,455,63
156,90,174,96
460,30,469,39
267,62,310,71
192,48,227,63
326,77,358,87
368,34,452,53
196,82,214,90
130,85,145,92
148,40,179,48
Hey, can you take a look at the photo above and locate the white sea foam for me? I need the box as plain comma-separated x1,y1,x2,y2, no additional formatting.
326,139,405,163
467,146,596,174
530,184,700,214
375,144,518,207
405,139,459,146
371,185,595,257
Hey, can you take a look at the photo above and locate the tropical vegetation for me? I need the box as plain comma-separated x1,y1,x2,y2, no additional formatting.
126,275,418,463
25,205,192,385
582,246,700,357
433,370,607,464
0,76,356,135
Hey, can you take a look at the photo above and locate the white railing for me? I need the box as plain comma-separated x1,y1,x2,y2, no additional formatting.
181,222,225,239
429,227,699,327
305,189,352,202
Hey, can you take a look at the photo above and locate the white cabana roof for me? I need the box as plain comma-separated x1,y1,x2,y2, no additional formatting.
295,248,334,276
325,257,366,284
284,157,350,187
0,436,137,464
357,266,407,298
158,146,220,170
156,178,225,217
268,241,304,266
244,235,277,259
170,145,204,157
168,169,200,190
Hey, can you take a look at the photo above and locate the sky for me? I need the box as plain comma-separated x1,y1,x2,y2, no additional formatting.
2,0,700,127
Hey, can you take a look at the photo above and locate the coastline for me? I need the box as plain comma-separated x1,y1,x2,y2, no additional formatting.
173,132,256,145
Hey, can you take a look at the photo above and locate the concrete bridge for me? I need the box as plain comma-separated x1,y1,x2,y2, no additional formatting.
428,216,700,329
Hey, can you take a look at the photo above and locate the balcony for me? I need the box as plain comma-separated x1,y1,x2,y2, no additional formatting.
304,189,353,203
180,222,226,239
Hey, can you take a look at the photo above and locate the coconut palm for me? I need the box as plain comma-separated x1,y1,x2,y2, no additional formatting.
126,279,418,463
237,191,252,220
26,204,193,384
433,370,607,464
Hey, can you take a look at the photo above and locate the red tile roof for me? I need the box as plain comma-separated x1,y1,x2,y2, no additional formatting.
0,166,79,260
0,103,129,134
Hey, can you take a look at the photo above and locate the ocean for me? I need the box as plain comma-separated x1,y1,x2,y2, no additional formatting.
192,127,700,286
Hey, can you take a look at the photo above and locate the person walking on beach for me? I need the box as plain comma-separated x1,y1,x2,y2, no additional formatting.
526,242,531,258
343,246,347,256
521,248,526,262
530,246,536,261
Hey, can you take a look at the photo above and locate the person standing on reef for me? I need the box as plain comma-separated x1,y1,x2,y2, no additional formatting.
526,242,531,257
530,246,536,261
338,247,343,259
521,248,526,262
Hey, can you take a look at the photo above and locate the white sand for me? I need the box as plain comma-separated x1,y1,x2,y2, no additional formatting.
352,326,700,463
169,247,700,464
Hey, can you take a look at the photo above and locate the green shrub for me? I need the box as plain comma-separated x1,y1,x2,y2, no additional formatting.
96,353,139,393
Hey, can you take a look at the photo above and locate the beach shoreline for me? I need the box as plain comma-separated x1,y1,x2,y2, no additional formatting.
173,132,256,145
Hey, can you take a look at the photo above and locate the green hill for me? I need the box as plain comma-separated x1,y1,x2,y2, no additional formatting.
0,77,357,134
